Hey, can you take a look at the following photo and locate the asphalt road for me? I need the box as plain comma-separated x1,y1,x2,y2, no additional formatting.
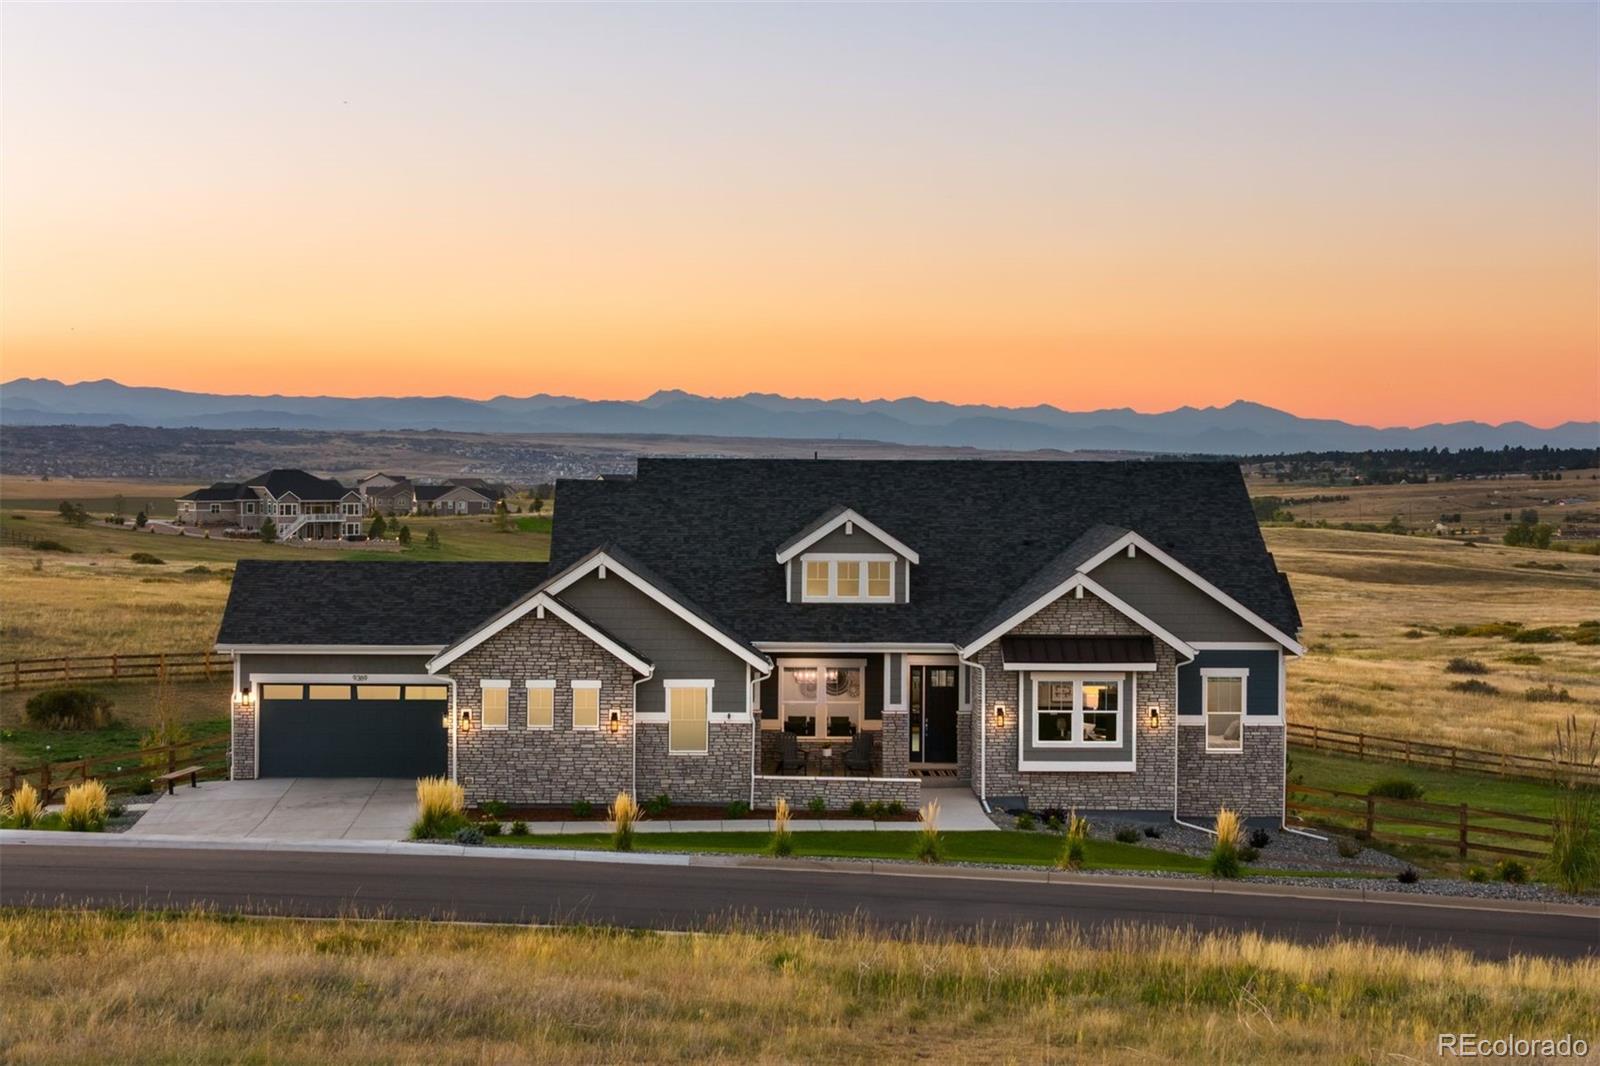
2,843,1595,961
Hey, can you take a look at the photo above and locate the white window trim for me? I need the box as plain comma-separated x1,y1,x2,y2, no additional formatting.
1200,668,1247,753
525,679,555,730
798,553,897,603
479,678,510,731
665,679,715,755
1030,673,1124,749
775,508,920,565
777,657,867,739
570,679,601,731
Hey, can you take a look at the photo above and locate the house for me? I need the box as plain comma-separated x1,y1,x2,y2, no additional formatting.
357,473,416,516
414,482,498,515
177,469,365,541
216,459,1302,824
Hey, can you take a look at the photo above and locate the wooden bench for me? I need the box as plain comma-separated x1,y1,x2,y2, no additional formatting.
155,765,205,796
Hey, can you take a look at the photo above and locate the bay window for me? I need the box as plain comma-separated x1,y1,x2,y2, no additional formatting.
780,660,864,738
1031,675,1122,746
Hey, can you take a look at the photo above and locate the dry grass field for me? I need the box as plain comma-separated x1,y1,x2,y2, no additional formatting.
1267,526,1600,752
0,474,203,518
3,910,1595,1065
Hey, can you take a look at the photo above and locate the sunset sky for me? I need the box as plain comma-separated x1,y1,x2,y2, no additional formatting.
3,3,1595,427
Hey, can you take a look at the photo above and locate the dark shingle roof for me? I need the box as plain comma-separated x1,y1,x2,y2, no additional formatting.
180,482,256,502
965,523,1129,645
1000,635,1156,665
415,484,483,502
247,469,350,500
217,561,547,647
550,459,1300,646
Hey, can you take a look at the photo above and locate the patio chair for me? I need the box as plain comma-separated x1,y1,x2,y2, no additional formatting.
775,732,805,776
841,732,874,776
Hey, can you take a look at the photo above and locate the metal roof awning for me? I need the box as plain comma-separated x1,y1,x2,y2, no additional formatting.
999,635,1157,670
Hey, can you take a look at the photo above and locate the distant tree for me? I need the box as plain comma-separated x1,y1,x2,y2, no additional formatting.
1519,509,1540,525
424,528,441,550
1503,512,1514,522
57,501,88,527
398,525,412,546
260,518,278,543
493,499,510,533
369,514,388,540
135,511,148,529
113,494,126,523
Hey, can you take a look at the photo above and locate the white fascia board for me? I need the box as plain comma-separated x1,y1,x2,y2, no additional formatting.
425,592,652,675
1077,531,1305,655
1001,662,1157,672
215,644,446,655
960,574,1089,658
1017,760,1138,773
543,552,771,671
774,509,920,565
754,642,960,653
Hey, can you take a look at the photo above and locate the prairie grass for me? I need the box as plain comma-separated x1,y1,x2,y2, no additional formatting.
3,780,42,828
609,790,640,851
1208,807,1242,878
2,908,1595,1064
767,796,794,856
410,777,465,839
1058,808,1089,869
914,799,943,862
60,779,108,831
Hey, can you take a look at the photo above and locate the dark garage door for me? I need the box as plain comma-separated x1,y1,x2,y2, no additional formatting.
258,682,449,778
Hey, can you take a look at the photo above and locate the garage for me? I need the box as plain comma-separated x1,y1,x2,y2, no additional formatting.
257,682,450,778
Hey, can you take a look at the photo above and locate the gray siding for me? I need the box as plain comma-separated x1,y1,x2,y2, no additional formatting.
1017,669,1136,765
239,652,435,689
1177,649,1282,717
557,571,749,717
1090,552,1266,643
887,652,903,705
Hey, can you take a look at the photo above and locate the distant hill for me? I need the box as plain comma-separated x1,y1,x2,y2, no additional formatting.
2,377,1594,455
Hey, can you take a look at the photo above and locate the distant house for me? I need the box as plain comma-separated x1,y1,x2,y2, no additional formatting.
357,473,416,516
414,483,497,516
176,469,364,540
445,477,509,501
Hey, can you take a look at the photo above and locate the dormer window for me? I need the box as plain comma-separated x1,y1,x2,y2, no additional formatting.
799,554,895,603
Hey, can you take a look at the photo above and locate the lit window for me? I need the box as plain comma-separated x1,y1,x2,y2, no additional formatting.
668,684,710,754
835,560,861,598
526,681,554,729
308,685,350,700
780,661,863,738
572,682,600,730
260,684,302,700
867,560,892,598
805,560,830,598
1032,677,1122,746
480,682,509,729
356,685,402,701
1204,674,1245,752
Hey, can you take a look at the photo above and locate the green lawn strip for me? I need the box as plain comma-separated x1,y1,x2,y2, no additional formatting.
486,830,1218,873
0,716,228,769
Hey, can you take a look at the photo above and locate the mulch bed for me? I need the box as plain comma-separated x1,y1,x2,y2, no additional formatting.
469,804,917,822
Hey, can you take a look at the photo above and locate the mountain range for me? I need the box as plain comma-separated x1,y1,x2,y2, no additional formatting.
2,377,1594,456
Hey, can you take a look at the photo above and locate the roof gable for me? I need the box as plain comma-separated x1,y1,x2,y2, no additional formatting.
775,507,920,565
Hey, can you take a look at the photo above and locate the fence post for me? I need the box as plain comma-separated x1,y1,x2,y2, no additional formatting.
1358,733,1365,759
1403,739,1411,765
112,654,119,680
61,656,70,682
1364,795,1375,840
1450,746,1457,773
167,742,177,774
40,761,51,804
1311,725,1320,750
11,660,19,688
1458,804,1468,858
204,649,212,680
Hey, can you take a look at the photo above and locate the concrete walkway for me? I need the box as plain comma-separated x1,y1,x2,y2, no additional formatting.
127,778,415,842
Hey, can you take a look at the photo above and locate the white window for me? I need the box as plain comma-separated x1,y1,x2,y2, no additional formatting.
571,680,600,730
280,502,299,517
798,555,896,603
243,502,256,515
1031,675,1122,747
666,680,713,754
779,660,864,738
342,501,362,515
1202,670,1246,752
208,503,221,514
480,680,509,729
342,523,360,537
525,680,554,729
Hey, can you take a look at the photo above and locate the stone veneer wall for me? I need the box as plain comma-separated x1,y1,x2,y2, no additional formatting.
231,700,256,779
449,613,638,805
880,712,909,777
638,721,753,805
974,591,1179,812
753,775,921,812
1176,725,1285,820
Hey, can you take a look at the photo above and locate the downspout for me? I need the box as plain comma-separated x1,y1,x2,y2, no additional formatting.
749,661,773,810
631,666,654,800
959,652,988,813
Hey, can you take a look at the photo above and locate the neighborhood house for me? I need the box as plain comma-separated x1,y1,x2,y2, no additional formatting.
216,459,1303,823
178,470,509,537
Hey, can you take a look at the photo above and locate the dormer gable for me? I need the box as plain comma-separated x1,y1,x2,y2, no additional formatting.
776,507,917,604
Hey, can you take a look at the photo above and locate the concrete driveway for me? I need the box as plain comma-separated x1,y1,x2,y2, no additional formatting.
127,778,415,842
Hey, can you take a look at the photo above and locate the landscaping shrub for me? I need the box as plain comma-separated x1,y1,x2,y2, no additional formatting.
131,778,154,797
644,794,671,818
914,800,944,863
572,800,594,819
1495,859,1529,884
479,800,509,818
4,782,43,829
479,820,502,836
1014,812,1036,832
62,780,109,832
453,825,484,846
609,792,639,852
1396,867,1420,884
411,776,466,839
129,552,165,565
1525,684,1574,703
1058,809,1089,871
1237,845,1260,863
725,800,750,819
767,797,794,857
1448,679,1498,696
1336,836,1362,859
1367,778,1425,801
1113,826,1140,844
1207,808,1242,879
1248,827,1272,849
849,800,868,818
1444,657,1488,675
1549,715,1600,895
867,800,888,819
509,820,528,836
25,688,115,731
886,800,904,817
1466,866,1490,883
807,795,826,815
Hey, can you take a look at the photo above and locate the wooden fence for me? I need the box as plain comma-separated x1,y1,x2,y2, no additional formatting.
1286,783,1553,860
5,735,231,803
1,650,225,690
1288,722,1600,786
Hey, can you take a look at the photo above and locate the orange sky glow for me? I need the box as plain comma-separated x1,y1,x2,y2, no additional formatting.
3,4,1595,427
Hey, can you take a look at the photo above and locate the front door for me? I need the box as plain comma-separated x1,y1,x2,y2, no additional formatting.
909,664,959,763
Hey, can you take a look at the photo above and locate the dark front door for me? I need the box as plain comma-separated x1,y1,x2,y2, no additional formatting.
909,664,960,764
258,683,449,778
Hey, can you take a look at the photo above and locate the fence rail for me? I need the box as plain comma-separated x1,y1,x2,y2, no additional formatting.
1288,722,1599,786
1286,783,1552,860
1,650,225,689
5,736,231,803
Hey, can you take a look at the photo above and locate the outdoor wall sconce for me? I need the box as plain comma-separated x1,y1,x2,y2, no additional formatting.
232,690,254,710
608,709,620,734
458,709,471,730
1148,705,1160,729
994,704,1006,727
